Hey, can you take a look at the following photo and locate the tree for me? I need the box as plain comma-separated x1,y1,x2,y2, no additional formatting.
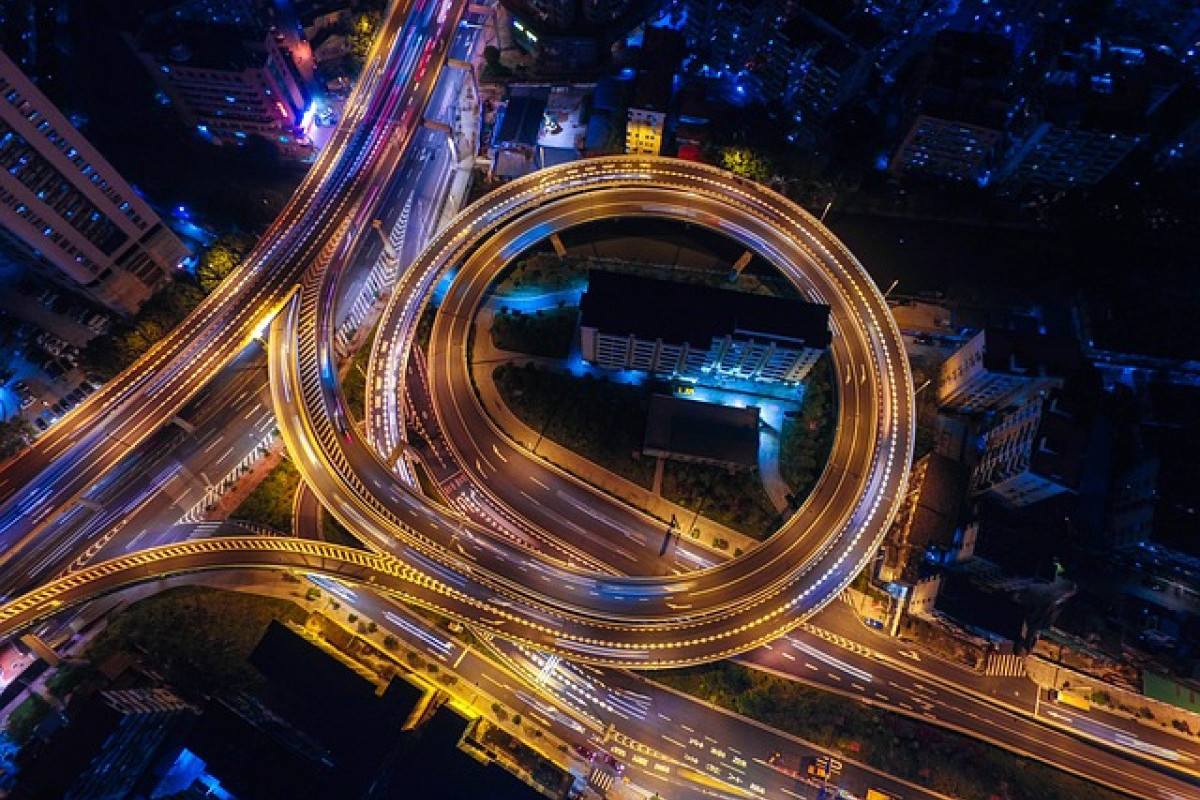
197,233,255,294
347,12,382,66
0,418,34,459
383,635,399,650
720,147,773,183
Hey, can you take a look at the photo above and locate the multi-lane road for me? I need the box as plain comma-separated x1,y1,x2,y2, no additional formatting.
270,156,914,666
0,0,445,594
0,0,1193,796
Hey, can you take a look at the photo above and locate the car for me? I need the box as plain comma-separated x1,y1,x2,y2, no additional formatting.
33,417,47,431
863,617,884,630
573,744,595,761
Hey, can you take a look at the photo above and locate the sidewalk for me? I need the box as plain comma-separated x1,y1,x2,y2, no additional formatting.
470,306,760,557
202,438,288,522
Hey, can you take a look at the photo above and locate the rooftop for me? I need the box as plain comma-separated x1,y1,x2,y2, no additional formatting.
579,270,832,349
643,394,760,469
980,328,1085,377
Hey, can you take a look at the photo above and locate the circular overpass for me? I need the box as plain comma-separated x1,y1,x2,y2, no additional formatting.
269,155,913,667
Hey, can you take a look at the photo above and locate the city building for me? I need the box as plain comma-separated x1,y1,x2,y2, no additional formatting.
678,0,880,131
579,270,831,385
125,7,310,157
937,328,1082,414
889,31,1018,184
14,688,198,800
643,394,760,470
624,28,683,155
878,452,968,585
968,388,1088,508
503,0,666,70
998,37,1169,188
0,49,188,315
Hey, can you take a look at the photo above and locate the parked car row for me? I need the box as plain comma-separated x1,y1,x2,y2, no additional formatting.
31,379,98,431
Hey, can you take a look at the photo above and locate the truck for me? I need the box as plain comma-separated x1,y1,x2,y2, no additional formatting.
1051,688,1092,711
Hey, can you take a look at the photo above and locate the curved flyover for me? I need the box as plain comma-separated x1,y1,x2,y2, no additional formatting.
0,0,459,591
0,537,472,641
270,156,914,667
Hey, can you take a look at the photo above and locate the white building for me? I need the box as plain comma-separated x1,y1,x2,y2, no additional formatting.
969,389,1087,508
938,329,1081,413
0,49,188,314
579,270,830,385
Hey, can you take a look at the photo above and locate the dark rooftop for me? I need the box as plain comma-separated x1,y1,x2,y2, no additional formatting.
643,395,760,469
495,91,550,147
937,570,1030,644
1030,392,1089,492
980,328,1085,377
580,270,831,349
132,20,270,72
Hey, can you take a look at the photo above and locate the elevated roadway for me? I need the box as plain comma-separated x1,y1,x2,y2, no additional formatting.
0,0,459,595
269,156,915,666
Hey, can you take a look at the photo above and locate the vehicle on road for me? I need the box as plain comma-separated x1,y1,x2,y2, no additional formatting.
1051,688,1091,711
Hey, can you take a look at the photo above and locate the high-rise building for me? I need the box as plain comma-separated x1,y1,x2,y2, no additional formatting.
503,0,668,70
624,27,683,155
125,11,310,157
889,32,1018,184
968,389,1087,508
0,49,188,315
998,37,1165,188
15,688,197,800
937,329,1082,414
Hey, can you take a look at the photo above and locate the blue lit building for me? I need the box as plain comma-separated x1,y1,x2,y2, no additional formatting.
579,270,831,386
125,3,310,157
889,31,1018,184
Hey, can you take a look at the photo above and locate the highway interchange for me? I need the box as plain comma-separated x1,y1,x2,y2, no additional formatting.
0,0,1197,797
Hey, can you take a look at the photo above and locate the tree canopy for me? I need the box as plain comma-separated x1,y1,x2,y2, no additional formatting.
196,232,256,294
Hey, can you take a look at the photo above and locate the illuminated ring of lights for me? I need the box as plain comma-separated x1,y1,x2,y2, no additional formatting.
262,155,914,666
0,159,911,666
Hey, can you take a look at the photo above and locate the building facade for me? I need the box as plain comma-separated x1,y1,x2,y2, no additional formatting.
937,329,1079,413
889,115,1005,182
1002,122,1142,187
969,390,1086,508
0,50,188,314
579,270,830,385
126,19,309,156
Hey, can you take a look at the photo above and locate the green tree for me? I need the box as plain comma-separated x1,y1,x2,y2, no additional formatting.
720,147,773,183
197,233,255,294
347,12,382,65
0,417,35,459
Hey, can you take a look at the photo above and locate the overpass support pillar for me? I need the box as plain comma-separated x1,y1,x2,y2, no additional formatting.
19,634,60,667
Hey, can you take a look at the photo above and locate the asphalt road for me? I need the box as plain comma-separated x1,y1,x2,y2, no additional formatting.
273,158,915,666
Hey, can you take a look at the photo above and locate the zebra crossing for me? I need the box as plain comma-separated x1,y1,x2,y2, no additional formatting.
588,766,616,793
178,433,277,524
984,652,1027,677
335,193,413,351
798,622,876,659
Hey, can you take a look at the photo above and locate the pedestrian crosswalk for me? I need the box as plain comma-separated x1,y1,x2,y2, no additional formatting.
588,766,615,792
799,623,876,659
985,652,1027,677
